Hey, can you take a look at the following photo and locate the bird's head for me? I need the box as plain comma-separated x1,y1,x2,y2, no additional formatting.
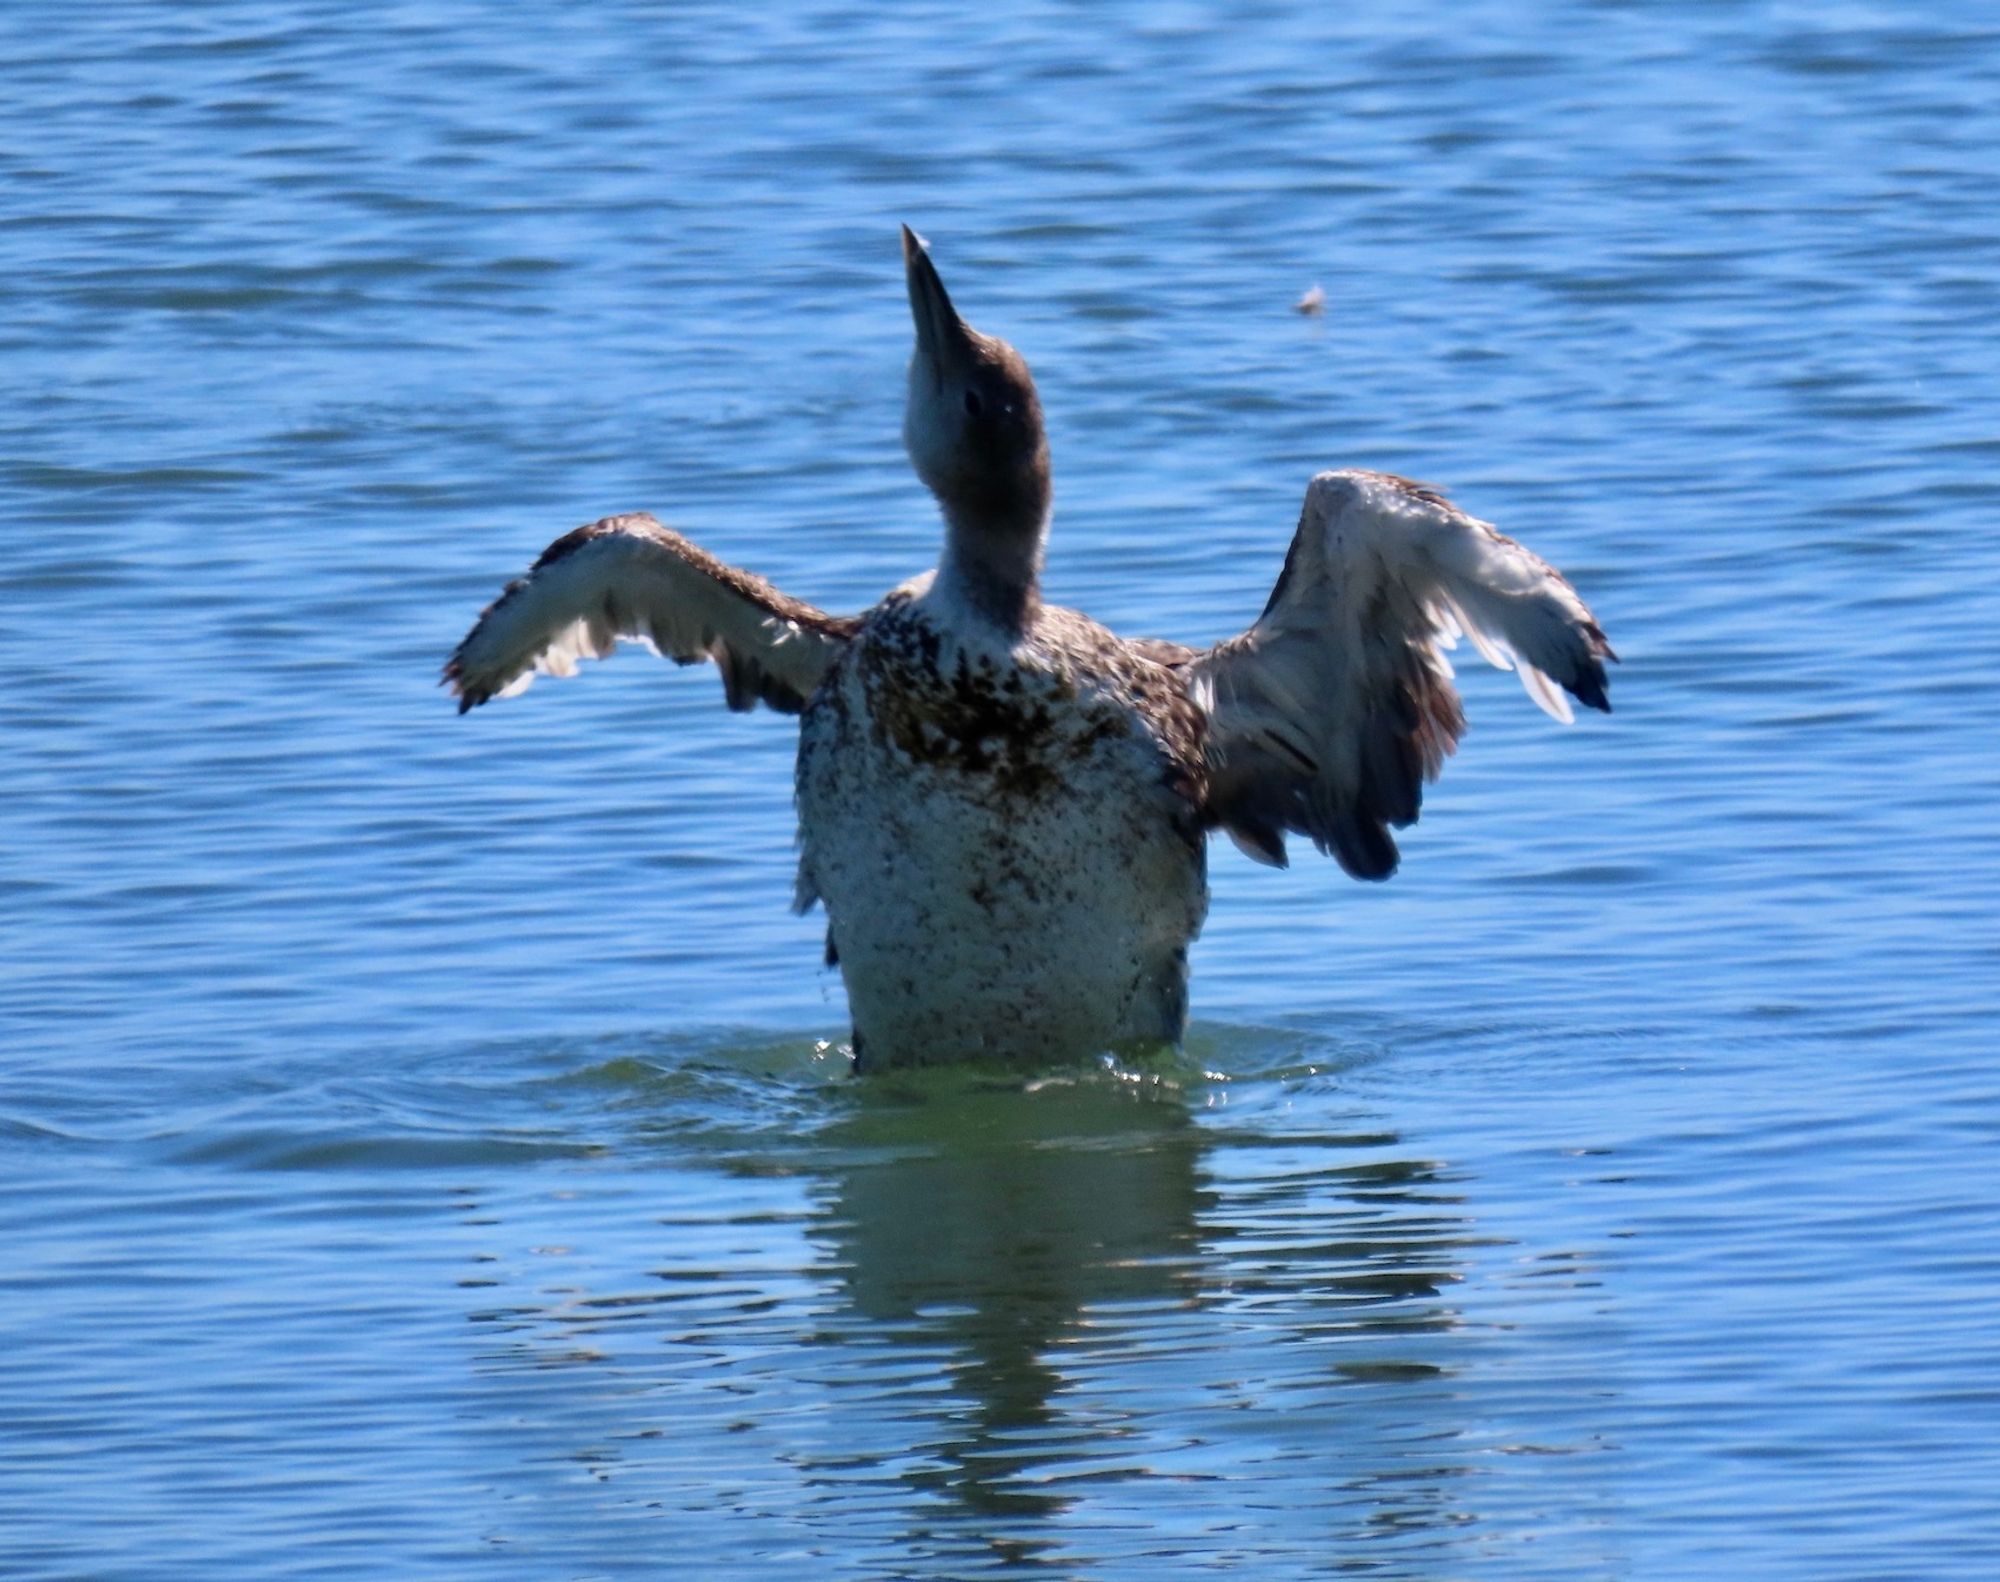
901,226,1051,538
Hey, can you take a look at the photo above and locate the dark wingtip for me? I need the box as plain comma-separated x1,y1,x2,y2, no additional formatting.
441,659,480,713
1566,650,1613,714
1322,812,1400,883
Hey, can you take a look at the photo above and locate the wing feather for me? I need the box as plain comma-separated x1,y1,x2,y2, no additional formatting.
1191,470,1613,879
444,513,857,715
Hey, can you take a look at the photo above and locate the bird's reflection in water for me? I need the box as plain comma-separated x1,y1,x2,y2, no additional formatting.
463,1038,1496,1574
821,1068,1211,1529
803,1054,1486,1569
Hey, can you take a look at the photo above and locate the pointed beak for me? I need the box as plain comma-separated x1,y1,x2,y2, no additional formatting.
902,224,976,378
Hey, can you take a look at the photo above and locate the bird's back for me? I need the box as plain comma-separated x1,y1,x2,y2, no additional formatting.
796,581,1209,1069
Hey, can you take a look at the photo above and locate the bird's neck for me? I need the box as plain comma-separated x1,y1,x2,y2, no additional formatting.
937,503,1047,636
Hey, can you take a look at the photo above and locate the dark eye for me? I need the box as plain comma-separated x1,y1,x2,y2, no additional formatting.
963,389,984,417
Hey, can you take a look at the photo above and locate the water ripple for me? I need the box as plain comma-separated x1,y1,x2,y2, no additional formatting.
5,1,1999,1577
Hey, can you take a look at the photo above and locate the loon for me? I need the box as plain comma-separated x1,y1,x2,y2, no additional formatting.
445,227,1614,1070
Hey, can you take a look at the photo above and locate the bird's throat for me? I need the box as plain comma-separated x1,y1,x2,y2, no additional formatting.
938,506,1047,635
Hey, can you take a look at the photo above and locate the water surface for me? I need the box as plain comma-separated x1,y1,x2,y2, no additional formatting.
5,3,1998,1577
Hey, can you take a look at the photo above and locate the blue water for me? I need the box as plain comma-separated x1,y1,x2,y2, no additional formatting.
5,3,1998,1577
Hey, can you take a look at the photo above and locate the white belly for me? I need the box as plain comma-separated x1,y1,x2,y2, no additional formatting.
795,615,1207,1069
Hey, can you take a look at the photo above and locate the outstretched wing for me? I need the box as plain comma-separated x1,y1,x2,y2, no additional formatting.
1190,470,1614,879
445,513,860,716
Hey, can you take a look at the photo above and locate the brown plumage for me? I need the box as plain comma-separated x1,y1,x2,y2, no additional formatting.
443,229,1616,1066
444,512,858,716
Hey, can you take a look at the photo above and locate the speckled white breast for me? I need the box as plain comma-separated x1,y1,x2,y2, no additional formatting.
795,580,1208,1069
